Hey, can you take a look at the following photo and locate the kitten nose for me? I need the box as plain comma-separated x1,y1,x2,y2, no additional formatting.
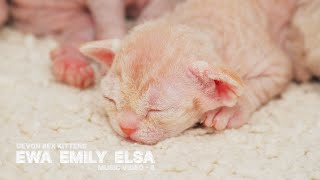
120,125,137,136
119,111,140,136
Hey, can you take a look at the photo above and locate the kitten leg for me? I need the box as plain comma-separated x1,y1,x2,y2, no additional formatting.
137,0,183,23
86,0,126,39
51,13,96,88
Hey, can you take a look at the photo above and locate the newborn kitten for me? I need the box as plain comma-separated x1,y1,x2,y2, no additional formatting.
11,0,181,88
80,0,296,144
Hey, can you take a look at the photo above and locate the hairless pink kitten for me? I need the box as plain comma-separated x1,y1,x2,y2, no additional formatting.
80,0,298,144
11,0,181,88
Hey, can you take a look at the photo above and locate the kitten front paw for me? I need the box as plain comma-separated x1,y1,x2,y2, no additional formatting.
51,45,95,88
203,103,250,130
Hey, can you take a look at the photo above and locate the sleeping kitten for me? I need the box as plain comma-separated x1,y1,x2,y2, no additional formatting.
80,0,296,144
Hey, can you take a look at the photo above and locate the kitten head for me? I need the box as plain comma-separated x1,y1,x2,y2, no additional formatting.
81,23,244,144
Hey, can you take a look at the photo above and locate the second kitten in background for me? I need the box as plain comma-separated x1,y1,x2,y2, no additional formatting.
10,0,184,88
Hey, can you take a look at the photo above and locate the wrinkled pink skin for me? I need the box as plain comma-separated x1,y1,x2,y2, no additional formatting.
0,0,8,27
11,0,179,88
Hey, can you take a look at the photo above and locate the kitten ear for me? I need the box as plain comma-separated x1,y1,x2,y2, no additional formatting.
188,61,244,107
79,39,121,68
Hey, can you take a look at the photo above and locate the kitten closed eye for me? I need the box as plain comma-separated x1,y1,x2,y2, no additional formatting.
103,95,117,106
145,109,162,118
